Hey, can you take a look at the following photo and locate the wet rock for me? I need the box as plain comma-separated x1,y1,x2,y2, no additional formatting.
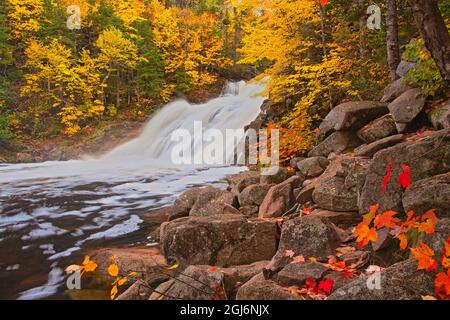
308,131,362,158
359,129,450,213
297,157,330,179
396,60,417,77
358,114,398,143
319,101,389,139
236,273,300,300
313,176,358,212
328,259,434,300
310,209,361,229
189,188,234,217
258,176,302,218
277,262,329,287
355,134,404,158
267,216,341,273
402,172,450,218
141,206,172,224
388,88,426,129
381,78,413,103
160,215,277,267
89,247,167,285
428,100,450,130
170,186,214,220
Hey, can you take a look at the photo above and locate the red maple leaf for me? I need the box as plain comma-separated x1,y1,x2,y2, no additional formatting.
398,164,411,189
318,278,334,296
311,0,328,6
435,269,450,297
382,165,391,192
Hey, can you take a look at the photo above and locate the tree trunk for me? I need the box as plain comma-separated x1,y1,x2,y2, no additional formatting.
407,0,450,84
386,0,401,80
359,0,367,60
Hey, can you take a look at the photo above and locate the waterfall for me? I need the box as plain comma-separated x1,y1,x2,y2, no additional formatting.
103,79,267,164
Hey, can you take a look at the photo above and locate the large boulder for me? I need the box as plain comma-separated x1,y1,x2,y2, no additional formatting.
388,88,426,130
277,262,329,287
160,215,277,267
258,176,302,218
266,216,341,273
312,155,371,212
318,101,389,139
328,259,434,300
313,176,359,212
117,280,154,300
402,172,450,218
308,131,362,158
310,209,361,229
359,129,450,213
358,114,398,143
189,188,234,217
238,184,273,208
236,273,300,300
396,60,417,78
260,167,289,185
428,99,450,130
226,171,261,197
381,78,413,103
354,134,405,158
297,157,330,179
150,265,225,300
88,247,167,285
170,186,214,220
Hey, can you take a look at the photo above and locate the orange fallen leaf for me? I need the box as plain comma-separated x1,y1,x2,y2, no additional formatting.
355,224,378,249
374,211,401,229
435,269,450,296
411,242,437,271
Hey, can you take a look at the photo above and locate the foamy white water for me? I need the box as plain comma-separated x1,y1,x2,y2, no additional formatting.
0,79,267,299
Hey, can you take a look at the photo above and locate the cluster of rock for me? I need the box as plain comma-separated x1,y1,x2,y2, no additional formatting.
114,66,449,300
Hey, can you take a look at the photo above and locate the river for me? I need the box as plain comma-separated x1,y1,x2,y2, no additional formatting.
0,79,267,299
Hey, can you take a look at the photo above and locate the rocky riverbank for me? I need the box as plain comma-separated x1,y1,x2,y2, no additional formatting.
84,61,450,300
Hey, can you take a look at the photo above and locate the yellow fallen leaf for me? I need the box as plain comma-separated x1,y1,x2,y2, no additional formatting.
168,263,179,270
421,295,437,300
118,277,127,286
111,285,118,300
65,265,81,273
108,264,119,277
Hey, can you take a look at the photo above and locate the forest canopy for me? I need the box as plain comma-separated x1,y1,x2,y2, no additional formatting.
0,0,449,160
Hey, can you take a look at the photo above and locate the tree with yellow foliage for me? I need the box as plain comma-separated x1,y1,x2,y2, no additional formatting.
96,26,143,109
6,0,44,42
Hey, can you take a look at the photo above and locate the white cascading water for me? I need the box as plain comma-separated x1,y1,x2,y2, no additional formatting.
0,79,267,300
